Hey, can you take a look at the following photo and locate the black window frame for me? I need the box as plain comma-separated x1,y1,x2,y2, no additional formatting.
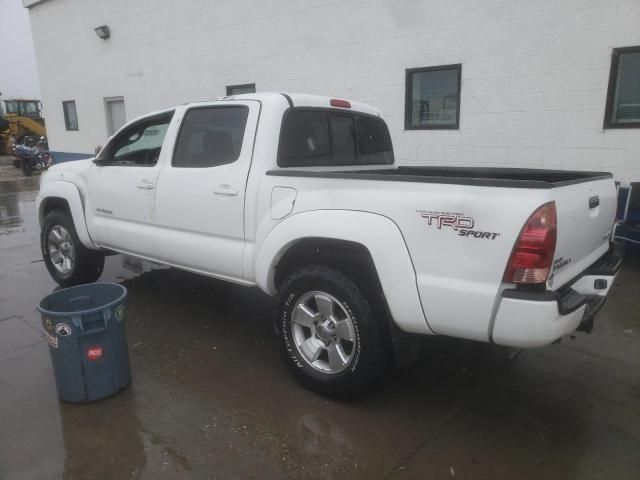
604,46,640,129
96,111,174,167
277,107,394,168
226,83,256,96
171,105,249,168
404,64,462,131
62,100,79,131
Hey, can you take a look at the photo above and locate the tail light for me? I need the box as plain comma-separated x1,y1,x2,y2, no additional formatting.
503,202,557,285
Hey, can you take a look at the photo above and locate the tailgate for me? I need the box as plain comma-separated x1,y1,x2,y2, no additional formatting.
549,178,617,290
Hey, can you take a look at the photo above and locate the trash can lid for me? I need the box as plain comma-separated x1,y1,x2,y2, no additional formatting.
38,282,127,316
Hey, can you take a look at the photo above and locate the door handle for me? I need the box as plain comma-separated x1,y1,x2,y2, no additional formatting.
136,182,155,190
214,186,239,196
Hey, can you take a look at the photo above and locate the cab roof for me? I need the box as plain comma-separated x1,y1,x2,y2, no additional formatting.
219,92,382,117
129,92,382,128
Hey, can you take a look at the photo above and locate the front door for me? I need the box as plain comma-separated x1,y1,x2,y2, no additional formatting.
85,111,175,256
154,101,259,281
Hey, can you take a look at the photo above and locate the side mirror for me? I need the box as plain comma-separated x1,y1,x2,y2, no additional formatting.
93,146,106,166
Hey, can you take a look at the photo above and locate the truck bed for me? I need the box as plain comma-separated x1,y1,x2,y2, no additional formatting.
267,166,613,189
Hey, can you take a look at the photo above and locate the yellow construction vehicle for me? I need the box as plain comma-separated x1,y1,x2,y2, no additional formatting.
0,99,47,154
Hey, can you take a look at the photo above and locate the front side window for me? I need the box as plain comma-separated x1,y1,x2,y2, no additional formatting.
173,106,248,168
405,64,461,130
605,46,640,128
63,101,78,131
102,113,173,166
278,109,394,167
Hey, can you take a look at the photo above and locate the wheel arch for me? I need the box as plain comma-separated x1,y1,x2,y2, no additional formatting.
38,181,97,249
255,210,431,335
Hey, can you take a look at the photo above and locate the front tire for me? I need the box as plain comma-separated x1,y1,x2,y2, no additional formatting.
41,210,105,286
275,265,386,398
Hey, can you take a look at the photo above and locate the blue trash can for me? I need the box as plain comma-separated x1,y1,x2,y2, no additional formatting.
38,282,131,403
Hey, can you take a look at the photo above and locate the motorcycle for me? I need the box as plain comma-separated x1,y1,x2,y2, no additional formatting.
13,136,52,176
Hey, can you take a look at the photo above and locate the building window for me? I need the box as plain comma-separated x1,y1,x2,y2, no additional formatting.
226,83,256,96
405,64,461,130
62,101,78,131
604,46,640,129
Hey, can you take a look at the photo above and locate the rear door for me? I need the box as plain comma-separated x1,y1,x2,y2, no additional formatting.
549,178,617,289
153,101,259,281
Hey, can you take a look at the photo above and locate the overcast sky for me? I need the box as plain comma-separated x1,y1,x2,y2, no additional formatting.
0,0,41,101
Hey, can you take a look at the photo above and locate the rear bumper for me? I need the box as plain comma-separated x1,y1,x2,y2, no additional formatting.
491,243,622,348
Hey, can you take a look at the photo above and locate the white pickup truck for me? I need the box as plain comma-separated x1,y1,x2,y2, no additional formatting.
37,93,622,397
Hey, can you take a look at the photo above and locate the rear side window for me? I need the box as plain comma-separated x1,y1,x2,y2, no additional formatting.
173,106,248,168
278,109,393,167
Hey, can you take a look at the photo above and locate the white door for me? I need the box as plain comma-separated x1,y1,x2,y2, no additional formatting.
154,101,259,281
85,111,175,256
105,97,126,136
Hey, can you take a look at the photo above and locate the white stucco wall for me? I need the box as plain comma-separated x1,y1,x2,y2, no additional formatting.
26,0,640,183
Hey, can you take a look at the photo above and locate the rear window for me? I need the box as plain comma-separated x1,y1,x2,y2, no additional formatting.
277,111,331,166
356,115,394,164
278,109,393,167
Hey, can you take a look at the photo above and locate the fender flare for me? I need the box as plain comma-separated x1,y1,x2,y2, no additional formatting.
255,210,431,335
38,180,97,249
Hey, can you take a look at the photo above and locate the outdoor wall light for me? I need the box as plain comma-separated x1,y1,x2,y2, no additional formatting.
94,25,110,40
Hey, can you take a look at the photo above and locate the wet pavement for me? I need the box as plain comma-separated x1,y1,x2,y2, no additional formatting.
0,177,639,480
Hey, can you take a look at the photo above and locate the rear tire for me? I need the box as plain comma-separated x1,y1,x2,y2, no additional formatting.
275,265,387,399
41,210,105,286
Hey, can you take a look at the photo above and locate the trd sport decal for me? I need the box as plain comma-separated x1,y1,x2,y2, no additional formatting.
418,210,500,240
